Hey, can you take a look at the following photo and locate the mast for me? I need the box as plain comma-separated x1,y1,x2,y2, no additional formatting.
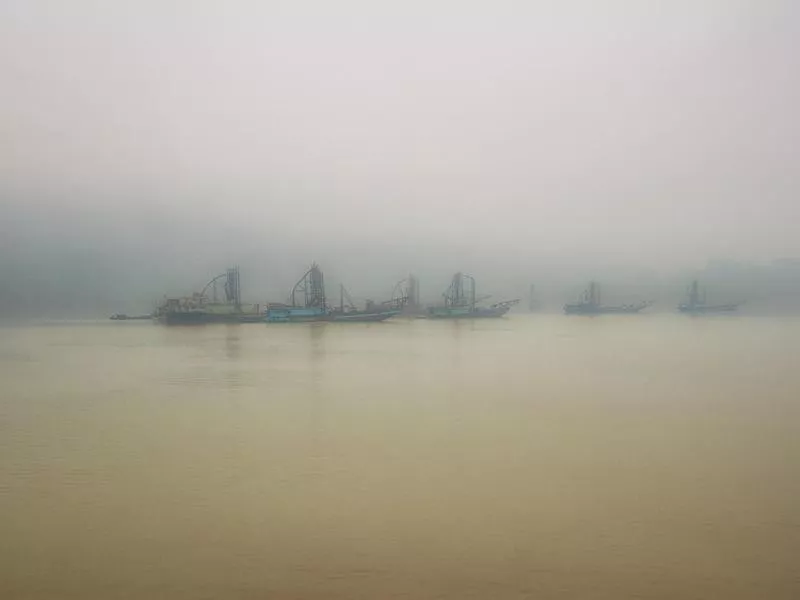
340,284,344,313
225,266,241,310
688,280,700,307
199,266,240,310
408,275,419,309
446,272,461,307
290,263,326,308
443,272,475,309
588,281,600,306
462,274,476,311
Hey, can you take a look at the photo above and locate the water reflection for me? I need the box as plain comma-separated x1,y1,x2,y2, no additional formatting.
222,325,242,391
224,325,240,361
308,322,327,364
448,320,464,369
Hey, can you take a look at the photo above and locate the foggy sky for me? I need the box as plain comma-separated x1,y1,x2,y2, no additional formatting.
2,1,799,313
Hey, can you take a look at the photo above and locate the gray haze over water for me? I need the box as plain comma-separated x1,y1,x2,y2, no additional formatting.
2,1,799,315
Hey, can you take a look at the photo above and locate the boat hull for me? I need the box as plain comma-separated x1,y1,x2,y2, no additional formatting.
160,311,260,325
265,306,328,323
564,304,647,315
427,306,511,319
266,306,398,323
678,304,738,314
110,314,152,321
331,310,398,322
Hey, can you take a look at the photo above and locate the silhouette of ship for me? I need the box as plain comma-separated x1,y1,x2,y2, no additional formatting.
678,280,739,314
154,267,262,324
564,281,651,315
427,272,518,318
265,264,398,323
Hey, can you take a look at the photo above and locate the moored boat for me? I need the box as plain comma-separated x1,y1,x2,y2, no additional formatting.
427,272,518,319
265,264,398,323
678,280,739,314
265,264,329,322
155,267,262,325
564,282,651,315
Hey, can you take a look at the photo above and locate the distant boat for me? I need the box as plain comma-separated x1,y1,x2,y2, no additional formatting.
265,264,398,323
329,284,400,322
564,281,651,315
427,272,519,318
678,280,739,314
390,275,426,317
156,303,263,325
155,266,262,325
265,263,330,322
110,313,152,321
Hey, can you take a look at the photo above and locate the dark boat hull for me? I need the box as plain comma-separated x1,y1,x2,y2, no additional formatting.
678,304,738,314
331,311,398,322
427,306,511,319
110,314,152,321
266,305,398,323
564,282,650,315
161,311,260,325
564,304,647,315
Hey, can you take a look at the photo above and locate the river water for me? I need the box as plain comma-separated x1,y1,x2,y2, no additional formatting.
1,315,799,599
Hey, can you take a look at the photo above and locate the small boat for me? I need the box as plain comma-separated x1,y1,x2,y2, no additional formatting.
564,282,651,315
427,272,518,318
678,280,739,314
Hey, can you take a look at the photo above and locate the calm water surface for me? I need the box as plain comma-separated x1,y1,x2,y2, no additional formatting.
1,315,799,599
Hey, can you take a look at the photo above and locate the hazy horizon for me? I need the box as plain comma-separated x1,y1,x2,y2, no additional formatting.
2,1,799,314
